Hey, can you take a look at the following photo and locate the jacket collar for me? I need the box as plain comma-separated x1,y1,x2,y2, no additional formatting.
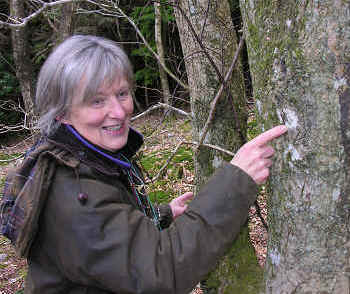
48,124,144,175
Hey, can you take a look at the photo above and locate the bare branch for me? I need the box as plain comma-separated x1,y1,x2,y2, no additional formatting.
196,37,245,150
184,141,234,157
158,103,190,117
148,138,235,183
0,0,83,27
0,100,35,134
0,153,24,163
82,0,189,90
131,103,190,122
151,140,184,182
173,2,225,84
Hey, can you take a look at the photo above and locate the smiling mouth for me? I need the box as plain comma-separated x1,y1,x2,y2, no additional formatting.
103,124,123,131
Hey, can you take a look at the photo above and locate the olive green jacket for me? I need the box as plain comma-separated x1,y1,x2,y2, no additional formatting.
10,127,258,294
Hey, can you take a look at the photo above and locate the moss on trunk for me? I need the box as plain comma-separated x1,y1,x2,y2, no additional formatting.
241,0,350,292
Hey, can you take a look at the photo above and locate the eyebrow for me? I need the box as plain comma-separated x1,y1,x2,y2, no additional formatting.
96,85,130,96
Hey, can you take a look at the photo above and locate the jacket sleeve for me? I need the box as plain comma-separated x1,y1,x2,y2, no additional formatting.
39,162,258,294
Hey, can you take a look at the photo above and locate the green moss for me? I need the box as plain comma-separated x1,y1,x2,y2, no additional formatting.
149,190,170,204
204,225,263,294
0,152,22,166
179,119,192,133
140,147,193,176
139,145,194,203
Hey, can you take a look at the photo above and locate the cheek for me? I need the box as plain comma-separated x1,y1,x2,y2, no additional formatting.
79,110,106,127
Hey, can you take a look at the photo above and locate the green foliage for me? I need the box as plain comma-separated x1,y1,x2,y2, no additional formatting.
204,226,263,294
140,147,193,175
139,145,193,203
0,52,23,130
130,4,175,87
0,55,20,98
0,153,23,167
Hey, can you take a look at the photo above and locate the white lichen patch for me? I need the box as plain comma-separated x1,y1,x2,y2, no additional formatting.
212,156,223,169
332,188,340,201
276,109,283,123
269,248,281,266
277,108,299,130
285,109,299,129
284,144,302,161
256,99,262,115
334,78,347,90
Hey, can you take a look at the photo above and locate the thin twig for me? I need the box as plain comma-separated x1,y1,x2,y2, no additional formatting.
173,2,246,142
254,201,269,231
184,141,234,157
0,0,83,27
174,3,225,84
84,0,189,90
0,154,24,163
131,103,190,122
196,37,245,151
151,140,184,182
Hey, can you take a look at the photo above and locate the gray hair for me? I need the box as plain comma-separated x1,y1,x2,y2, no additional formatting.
35,35,133,136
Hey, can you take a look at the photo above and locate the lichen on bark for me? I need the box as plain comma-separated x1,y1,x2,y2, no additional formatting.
241,0,350,292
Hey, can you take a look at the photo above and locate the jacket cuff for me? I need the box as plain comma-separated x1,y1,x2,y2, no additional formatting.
157,204,173,229
221,162,258,207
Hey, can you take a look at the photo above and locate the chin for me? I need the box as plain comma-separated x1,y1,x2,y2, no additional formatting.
107,138,128,152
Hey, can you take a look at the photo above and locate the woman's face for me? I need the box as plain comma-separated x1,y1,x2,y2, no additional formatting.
63,77,134,152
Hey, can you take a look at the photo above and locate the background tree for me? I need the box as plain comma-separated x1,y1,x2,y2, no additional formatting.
154,1,171,106
9,0,36,130
173,0,262,292
240,0,350,293
56,1,76,45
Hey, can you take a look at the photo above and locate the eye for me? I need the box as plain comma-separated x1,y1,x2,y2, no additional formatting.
118,89,130,100
90,97,105,107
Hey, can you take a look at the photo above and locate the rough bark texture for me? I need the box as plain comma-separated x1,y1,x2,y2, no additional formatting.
57,2,76,45
10,0,36,129
240,0,350,293
154,2,171,106
174,1,262,292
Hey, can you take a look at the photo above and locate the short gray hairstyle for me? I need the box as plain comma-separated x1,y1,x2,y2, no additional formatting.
35,35,133,136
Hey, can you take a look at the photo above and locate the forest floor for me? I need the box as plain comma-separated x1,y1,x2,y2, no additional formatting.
0,113,267,293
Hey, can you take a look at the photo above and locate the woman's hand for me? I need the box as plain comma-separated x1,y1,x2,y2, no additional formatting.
230,125,288,185
169,192,194,219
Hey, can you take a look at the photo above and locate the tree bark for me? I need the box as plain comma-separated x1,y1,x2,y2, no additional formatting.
154,2,171,106
56,1,76,45
240,1,350,293
173,1,262,292
10,0,36,129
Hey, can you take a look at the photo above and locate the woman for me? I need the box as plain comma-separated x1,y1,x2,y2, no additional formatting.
1,35,287,294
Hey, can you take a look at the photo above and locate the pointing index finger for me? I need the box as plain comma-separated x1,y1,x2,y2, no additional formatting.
249,125,288,147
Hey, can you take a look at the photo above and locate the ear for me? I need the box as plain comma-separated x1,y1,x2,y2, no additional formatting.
56,115,70,124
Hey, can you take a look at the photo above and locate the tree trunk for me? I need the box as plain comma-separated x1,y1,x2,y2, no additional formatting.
56,1,76,45
154,2,171,107
240,1,350,293
173,1,263,292
10,0,36,129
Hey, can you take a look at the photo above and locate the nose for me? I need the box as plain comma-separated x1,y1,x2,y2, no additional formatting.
108,98,127,120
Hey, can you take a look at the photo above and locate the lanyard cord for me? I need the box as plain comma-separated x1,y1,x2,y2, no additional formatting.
65,124,161,230
119,154,161,231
